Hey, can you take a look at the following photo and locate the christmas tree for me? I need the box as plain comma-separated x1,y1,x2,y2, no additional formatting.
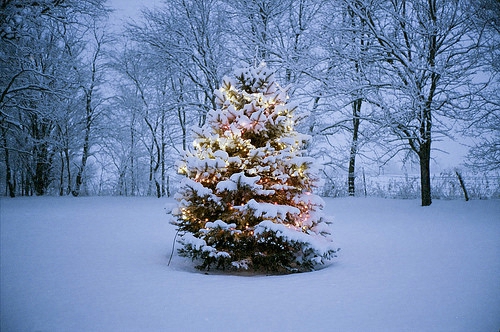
171,64,337,273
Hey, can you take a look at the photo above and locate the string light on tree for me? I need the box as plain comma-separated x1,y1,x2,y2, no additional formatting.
170,64,338,273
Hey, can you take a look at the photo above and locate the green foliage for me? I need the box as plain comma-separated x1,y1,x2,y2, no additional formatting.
171,64,337,274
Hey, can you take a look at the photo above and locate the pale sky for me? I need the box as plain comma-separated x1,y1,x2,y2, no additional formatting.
107,0,159,24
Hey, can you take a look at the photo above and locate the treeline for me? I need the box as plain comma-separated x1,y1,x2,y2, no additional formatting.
1,0,499,205
322,170,500,200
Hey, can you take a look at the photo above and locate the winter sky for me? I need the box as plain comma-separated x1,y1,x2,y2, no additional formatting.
108,0,159,22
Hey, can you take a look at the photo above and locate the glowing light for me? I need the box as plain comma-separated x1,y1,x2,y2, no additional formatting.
178,165,188,175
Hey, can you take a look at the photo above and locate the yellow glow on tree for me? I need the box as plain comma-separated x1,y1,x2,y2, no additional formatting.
171,64,337,273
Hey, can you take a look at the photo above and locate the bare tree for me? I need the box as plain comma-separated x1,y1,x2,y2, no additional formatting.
317,0,379,196
1,0,110,196
73,22,112,196
131,0,231,125
463,0,500,172
104,0,233,196
346,0,489,205
228,0,291,64
1,1,78,195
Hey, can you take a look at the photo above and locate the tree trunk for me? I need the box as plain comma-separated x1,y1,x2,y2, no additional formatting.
33,143,52,196
21,169,28,196
72,93,92,197
161,107,166,197
34,161,48,196
419,142,432,206
166,175,170,197
130,123,135,196
348,98,361,196
64,147,71,195
1,128,15,197
455,171,469,201
59,151,64,196
4,151,16,197
175,78,187,151
148,151,154,196
155,180,161,198
161,143,166,197
73,132,89,196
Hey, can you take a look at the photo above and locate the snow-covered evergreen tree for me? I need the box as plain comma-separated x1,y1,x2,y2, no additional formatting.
171,64,337,273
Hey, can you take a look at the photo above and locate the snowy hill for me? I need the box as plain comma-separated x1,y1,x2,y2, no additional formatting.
1,196,499,331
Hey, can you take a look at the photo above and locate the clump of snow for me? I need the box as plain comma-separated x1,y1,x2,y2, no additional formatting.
179,178,217,199
293,191,326,207
236,199,301,220
199,219,241,236
254,220,336,257
175,224,235,259
179,232,208,251
215,172,261,192
231,259,251,270
204,219,236,230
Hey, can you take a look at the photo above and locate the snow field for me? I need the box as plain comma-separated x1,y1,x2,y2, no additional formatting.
1,196,499,331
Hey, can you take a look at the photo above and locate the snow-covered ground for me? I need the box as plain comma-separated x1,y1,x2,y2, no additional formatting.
1,196,499,332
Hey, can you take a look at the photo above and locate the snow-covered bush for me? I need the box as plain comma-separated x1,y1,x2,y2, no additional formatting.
170,64,338,273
